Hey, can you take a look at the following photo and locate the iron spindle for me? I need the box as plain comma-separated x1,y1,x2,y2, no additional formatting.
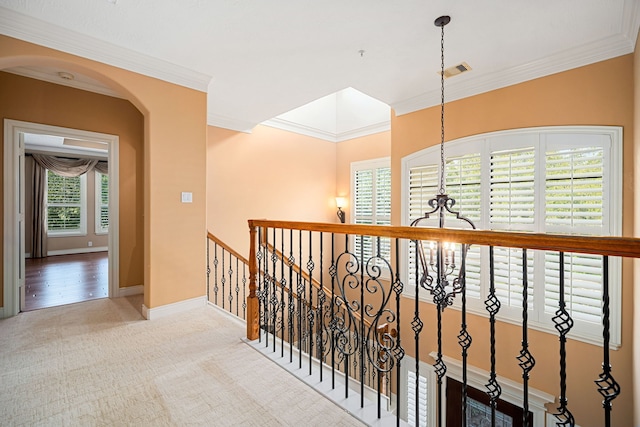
235,257,240,317
307,231,315,375
434,242,446,427
595,256,620,427
270,228,278,352
458,245,471,427
280,229,286,357
412,239,423,427
318,232,325,382
242,263,247,320
330,233,337,389
262,230,269,347
359,234,365,408
485,246,502,427
213,242,219,305
394,239,404,427
221,248,226,310
256,228,263,342
206,238,210,301
288,230,295,363
553,252,575,426
228,251,233,313
518,248,535,427
298,230,303,369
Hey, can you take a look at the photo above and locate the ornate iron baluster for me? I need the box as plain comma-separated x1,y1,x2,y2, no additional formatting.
307,231,315,375
213,242,219,305
221,248,226,310
330,233,337,389
595,256,619,427
280,228,286,357
288,230,295,363
318,232,326,381
235,257,240,317
553,252,575,426
457,244,471,427
271,228,279,352
227,251,233,313
242,263,247,320
411,239,424,426
393,239,404,427
359,234,365,408
334,233,359,399
206,237,210,301
298,230,304,368
485,246,502,426
256,228,264,342
518,248,535,427
434,242,448,426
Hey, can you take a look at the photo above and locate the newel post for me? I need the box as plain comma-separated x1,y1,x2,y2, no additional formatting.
246,221,259,340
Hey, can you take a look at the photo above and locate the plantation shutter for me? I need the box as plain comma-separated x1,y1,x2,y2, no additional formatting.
407,164,439,285
97,172,109,233
544,146,605,324
407,370,428,427
353,163,391,267
445,153,482,298
489,148,536,308
47,171,82,232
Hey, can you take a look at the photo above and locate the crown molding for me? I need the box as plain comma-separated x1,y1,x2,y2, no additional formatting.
4,66,124,99
262,118,337,142
207,113,255,133
0,7,211,92
335,121,390,142
392,14,639,116
263,117,390,143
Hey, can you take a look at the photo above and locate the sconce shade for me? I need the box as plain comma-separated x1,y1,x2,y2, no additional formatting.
335,197,346,208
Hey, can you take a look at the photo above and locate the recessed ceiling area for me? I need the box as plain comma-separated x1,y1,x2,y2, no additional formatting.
23,133,108,159
263,88,390,142
0,1,638,134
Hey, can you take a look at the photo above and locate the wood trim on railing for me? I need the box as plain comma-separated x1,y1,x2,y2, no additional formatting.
207,231,250,265
248,220,640,259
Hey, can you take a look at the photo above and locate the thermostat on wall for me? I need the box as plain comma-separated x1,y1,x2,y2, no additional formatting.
181,192,193,203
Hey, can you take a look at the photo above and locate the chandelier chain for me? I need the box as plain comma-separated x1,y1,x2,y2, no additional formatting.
439,20,446,195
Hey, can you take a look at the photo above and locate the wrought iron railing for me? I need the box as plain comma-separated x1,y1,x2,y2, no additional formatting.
245,220,639,427
207,232,249,320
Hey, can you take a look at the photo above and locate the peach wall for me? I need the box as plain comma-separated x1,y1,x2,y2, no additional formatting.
391,55,635,426
207,125,338,257
335,130,391,223
0,70,143,304
0,35,207,311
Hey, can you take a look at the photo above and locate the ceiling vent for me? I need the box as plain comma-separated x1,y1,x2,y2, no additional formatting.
441,62,471,79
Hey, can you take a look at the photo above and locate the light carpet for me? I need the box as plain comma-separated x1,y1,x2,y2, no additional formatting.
0,296,364,426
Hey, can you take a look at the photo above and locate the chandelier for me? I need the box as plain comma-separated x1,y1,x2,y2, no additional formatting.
410,15,476,311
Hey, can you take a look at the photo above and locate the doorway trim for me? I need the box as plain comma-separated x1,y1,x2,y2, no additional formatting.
3,119,120,317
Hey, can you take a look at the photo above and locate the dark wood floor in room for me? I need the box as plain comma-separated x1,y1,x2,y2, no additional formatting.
24,252,108,312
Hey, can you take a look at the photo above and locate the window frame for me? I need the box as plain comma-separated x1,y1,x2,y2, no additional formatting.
95,171,109,235
401,126,623,348
46,170,87,237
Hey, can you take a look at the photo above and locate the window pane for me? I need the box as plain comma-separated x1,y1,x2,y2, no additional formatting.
490,148,535,228
47,206,81,231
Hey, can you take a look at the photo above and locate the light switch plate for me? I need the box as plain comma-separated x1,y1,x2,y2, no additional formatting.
181,192,193,203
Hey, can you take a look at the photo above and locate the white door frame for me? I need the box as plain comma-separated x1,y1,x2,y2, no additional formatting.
3,119,120,317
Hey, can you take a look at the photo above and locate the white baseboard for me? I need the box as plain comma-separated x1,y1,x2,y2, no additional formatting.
118,285,143,297
142,295,206,320
47,246,108,256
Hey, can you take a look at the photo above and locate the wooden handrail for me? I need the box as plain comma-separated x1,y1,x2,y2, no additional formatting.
207,231,250,265
248,220,640,259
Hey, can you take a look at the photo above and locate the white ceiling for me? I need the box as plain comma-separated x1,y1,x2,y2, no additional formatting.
0,0,638,136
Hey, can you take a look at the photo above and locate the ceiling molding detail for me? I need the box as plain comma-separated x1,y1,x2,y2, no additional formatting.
263,117,390,143
207,113,255,134
0,7,212,92
392,17,639,116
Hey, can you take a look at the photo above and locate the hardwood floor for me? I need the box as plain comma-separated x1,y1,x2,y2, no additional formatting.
24,252,108,312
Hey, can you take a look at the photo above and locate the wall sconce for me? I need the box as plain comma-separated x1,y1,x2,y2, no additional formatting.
335,197,347,223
